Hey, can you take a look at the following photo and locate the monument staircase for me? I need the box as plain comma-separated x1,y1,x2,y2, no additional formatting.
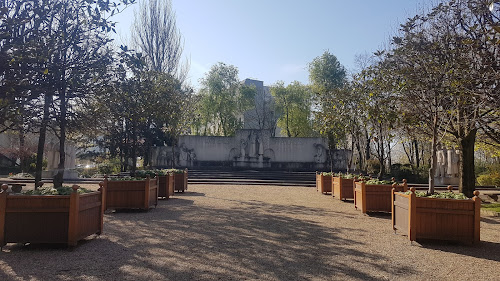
187,169,316,187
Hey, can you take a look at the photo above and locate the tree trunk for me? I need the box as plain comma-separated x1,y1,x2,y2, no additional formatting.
458,129,476,198
35,94,52,188
377,125,385,179
365,129,371,166
428,114,438,194
18,125,26,173
171,136,176,168
356,138,363,172
130,126,137,175
53,93,67,189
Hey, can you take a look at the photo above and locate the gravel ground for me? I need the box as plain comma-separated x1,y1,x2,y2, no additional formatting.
1,183,499,281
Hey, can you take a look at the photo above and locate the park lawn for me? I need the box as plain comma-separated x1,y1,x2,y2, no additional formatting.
482,203,500,213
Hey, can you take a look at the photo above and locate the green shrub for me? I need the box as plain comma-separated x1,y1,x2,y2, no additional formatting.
482,203,500,212
403,190,469,200
320,172,332,176
390,164,428,184
365,179,394,185
477,172,500,187
98,158,121,175
23,186,92,195
166,168,185,174
109,177,145,181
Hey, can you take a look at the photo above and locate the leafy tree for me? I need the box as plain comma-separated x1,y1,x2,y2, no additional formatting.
1,0,135,186
197,62,250,136
308,51,347,169
271,81,314,137
387,0,499,196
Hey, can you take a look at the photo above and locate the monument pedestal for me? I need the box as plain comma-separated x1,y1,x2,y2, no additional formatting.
42,170,79,180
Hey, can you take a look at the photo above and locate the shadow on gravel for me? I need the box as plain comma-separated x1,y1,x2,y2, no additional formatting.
421,241,500,262
0,193,416,280
362,212,392,220
178,191,205,197
481,217,500,225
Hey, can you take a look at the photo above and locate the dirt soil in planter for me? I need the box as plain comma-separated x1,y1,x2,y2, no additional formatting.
1,184,499,280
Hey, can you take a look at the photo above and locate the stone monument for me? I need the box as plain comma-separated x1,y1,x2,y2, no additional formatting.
42,140,78,179
434,147,459,185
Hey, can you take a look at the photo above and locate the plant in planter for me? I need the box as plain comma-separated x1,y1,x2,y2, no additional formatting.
165,169,188,193
103,175,158,211
354,178,407,213
0,183,104,247
332,173,359,201
316,172,332,194
392,186,481,244
135,169,174,199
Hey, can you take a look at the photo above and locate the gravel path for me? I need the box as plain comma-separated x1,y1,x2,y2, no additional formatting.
1,184,499,281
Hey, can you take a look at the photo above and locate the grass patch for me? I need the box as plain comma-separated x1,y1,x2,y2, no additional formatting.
481,203,500,213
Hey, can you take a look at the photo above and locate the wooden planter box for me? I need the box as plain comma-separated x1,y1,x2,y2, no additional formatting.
174,169,188,193
354,180,407,213
392,188,481,244
332,177,355,201
0,185,104,247
158,174,174,199
103,176,158,211
315,173,332,194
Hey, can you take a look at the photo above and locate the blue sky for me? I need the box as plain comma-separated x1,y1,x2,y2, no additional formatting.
111,0,431,89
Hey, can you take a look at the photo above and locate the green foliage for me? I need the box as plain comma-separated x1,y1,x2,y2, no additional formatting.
98,158,121,175
166,168,185,174
476,164,500,186
309,51,346,93
335,173,368,180
271,81,314,137
196,62,248,136
9,173,34,179
365,179,394,185
404,190,469,200
109,177,146,181
308,51,351,149
134,169,181,178
477,173,500,187
390,164,428,184
23,186,92,195
427,192,469,200
320,172,333,176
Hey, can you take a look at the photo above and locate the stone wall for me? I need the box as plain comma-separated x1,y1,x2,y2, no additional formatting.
151,129,349,171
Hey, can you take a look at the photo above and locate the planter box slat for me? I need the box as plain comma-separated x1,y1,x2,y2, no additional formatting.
79,201,102,212
332,177,355,200
158,174,174,198
316,173,332,194
173,169,188,193
392,188,481,244
355,181,407,213
416,208,474,216
6,208,69,213
104,177,158,211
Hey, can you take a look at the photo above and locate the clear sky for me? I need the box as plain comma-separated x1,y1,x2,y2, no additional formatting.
111,0,431,90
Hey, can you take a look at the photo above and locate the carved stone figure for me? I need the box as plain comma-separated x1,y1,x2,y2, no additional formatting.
314,144,326,163
157,149,169,167
240,139,247,157
447,149,459,177
436,148,447,177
